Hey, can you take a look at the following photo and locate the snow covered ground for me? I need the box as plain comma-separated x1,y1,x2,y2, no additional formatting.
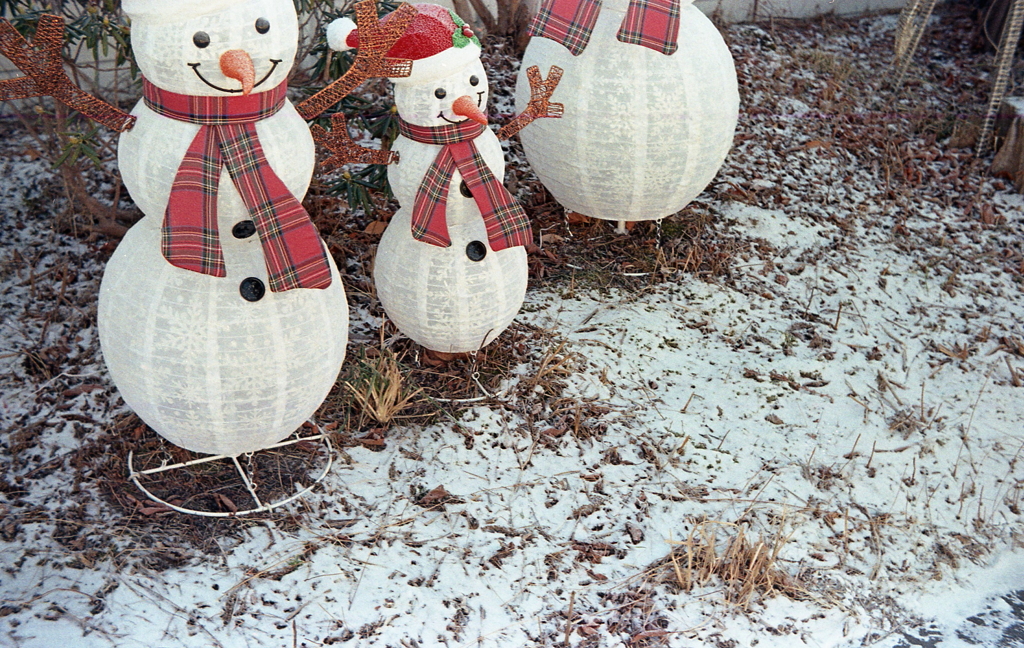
2,6,1024,648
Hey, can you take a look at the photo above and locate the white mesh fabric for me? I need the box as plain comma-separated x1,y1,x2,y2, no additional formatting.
375,124,527,354
515,2,738,222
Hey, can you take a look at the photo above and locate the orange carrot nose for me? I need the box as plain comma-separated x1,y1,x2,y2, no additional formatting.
219,49,255,95
451,95,487,125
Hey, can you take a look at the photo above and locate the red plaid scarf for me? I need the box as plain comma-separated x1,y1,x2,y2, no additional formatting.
144,80,332,292
527,0,680,56
397,118,532,251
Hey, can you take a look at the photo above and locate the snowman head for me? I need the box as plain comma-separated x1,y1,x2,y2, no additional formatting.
329,3,487,127
124,0,298,96
393,58,488,128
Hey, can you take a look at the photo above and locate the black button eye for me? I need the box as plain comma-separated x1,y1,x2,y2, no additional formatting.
469,75,479,86
255,18,270,34
193,31,210,48
434,88,446,99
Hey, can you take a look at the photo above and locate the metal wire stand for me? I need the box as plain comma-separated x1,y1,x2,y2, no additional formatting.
892,0,940,89
978,0,1024,156
127,430,334,517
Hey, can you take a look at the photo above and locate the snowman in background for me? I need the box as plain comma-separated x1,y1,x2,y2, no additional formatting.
97,0,349,457
515,0,738,229
328,4,559,354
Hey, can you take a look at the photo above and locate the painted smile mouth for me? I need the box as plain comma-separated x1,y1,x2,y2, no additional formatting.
439,91,485,124
188,59,282,93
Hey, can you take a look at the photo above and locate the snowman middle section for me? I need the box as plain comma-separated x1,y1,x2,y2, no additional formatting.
374,63,528,354
101,98,350,457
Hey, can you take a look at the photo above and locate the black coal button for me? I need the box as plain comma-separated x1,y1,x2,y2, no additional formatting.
239,277,266,302
466,240,487,262
232,220,257,239
459,180,473,198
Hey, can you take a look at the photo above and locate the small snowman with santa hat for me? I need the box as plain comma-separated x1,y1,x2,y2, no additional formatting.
325,4,562,355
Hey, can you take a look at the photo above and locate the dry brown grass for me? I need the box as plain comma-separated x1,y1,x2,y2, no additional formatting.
525,340,579,395
343,348,424,427
658,517,803,609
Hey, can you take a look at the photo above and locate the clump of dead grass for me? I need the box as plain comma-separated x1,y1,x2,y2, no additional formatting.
343,347,424,427
525,340,579,395
656,517,804,609
795,48,857,84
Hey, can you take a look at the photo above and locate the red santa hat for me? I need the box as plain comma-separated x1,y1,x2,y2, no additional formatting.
327,3,481,85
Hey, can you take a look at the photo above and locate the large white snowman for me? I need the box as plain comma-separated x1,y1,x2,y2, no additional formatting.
515,0,739,224
329,4,540,354
97,0,349,457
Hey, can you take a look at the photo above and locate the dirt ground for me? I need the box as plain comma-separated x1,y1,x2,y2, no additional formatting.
2,4,1024,647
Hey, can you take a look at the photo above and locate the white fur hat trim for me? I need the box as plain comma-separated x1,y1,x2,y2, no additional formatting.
391,42,481,86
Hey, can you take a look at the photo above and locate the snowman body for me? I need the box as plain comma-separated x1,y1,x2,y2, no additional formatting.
374,58,528,353
98,0,348,457
515,0,738,222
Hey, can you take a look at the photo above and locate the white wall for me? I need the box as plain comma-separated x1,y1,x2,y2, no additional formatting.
433,0,908,30
693,0,907,22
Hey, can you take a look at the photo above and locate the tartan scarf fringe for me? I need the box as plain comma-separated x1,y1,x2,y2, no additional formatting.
527,0,681,56
144,80,331,292
398,118,532,252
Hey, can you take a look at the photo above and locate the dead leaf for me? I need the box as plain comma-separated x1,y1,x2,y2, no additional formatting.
540,233,564,245
214,493,238,513
626,522,645,544
630,630,672,643
572,541,617,563
979,203,1001,226
363,220,388,235
357,435,386,448
765,414,784,425
324,519,359,529
62,384,103,398
803,139,832,150
418,485,450,507
422,349,461,366
137,500,174,516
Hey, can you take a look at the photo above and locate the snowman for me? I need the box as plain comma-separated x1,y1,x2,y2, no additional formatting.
95,0,350,457
327,4,561,354
514,0,738,230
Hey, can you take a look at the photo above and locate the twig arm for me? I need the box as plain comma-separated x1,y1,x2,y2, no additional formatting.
0,15,136,133
297,0,416,120
497,65,563,141
310,113,398,170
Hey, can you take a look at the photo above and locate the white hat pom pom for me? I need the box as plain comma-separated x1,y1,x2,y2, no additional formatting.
327,17,358,52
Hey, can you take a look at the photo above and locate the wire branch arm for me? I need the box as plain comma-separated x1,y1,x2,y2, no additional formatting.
0,15,136,133
498,65,563,141
297,0,416,120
